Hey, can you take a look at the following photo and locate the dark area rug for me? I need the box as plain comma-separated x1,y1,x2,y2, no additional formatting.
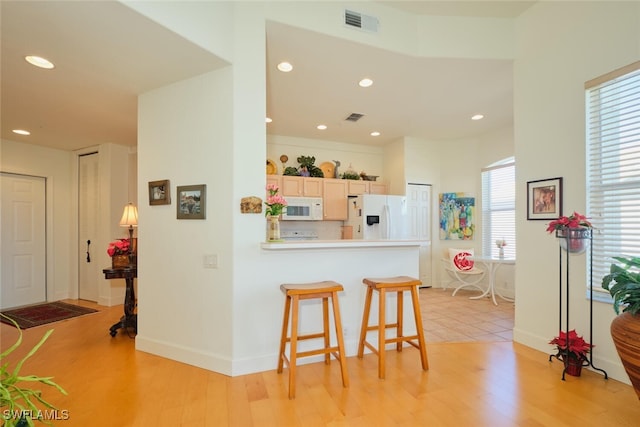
0,301,98,329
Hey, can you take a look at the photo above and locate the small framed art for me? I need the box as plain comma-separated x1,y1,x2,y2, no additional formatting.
177,184,206,219
527,177,562,220
148,180,171,205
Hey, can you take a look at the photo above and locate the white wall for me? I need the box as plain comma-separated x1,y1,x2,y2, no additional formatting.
135,68,236,372
513,1,640,383
1,139,74,302
121,0,235,62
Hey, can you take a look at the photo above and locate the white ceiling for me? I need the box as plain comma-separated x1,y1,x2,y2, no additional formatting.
1,1,534,152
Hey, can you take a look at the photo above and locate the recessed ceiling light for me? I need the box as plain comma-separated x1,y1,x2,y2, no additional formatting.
370,131,380,137
12,129,31,135
359,78,373,88
25,55,54,69
317,124,327,130
277,62,293,72
265,117,273,123
471,114,484,121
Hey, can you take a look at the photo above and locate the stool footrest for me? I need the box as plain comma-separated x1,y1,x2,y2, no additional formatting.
365,323,399,332
284,331,326,342
385,335,420,344
297,346,341,359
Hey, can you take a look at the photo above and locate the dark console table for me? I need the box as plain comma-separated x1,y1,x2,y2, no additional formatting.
103,267,137,337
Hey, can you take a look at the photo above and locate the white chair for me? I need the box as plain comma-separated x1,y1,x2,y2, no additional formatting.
441,248,486,297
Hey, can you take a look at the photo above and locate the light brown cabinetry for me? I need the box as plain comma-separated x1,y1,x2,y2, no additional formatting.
323,179,348,220
369,182,388,195
266,175,383,221
348,180,369,195
347,180,387,195
281,176,323,197
266,175,282,190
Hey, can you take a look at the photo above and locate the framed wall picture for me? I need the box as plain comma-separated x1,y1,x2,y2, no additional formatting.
438,192,476,240
177,184,206,219
527,177,562,220
148,180,171,205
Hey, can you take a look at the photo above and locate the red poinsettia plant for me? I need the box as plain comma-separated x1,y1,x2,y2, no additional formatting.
546,211,592,233
107,238,130,257
549,329,593,360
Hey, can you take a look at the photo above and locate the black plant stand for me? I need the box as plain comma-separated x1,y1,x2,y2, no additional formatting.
103,267,137,337
548,228,608,380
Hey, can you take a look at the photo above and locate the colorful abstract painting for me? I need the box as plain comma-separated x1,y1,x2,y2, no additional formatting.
439,192,475,240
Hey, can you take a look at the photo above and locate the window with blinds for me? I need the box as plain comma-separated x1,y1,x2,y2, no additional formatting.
481,158,515,258
586,61,640,294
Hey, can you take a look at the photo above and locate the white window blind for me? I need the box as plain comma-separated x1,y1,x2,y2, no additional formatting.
482,159,515,258
586,61,640,293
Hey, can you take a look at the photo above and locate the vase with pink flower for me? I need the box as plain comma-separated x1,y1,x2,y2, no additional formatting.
264,184,288,242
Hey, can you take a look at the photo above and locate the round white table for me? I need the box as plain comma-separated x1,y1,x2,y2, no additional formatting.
468,256,515,305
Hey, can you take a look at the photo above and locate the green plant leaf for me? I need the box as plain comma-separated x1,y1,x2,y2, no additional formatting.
0,313,67,425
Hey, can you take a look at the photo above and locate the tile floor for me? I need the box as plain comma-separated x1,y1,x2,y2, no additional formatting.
419,287,514,343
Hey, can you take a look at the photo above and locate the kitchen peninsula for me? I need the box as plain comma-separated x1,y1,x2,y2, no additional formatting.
260,238,426,357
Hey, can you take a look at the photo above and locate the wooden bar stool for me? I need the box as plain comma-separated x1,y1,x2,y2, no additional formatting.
277,281,349,399
357,276,428,379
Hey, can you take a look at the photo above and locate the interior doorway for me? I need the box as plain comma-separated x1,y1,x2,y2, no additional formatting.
78,152,101,301
1,173,46,309
406,183,432,287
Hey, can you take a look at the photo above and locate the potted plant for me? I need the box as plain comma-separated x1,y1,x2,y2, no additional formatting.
1,315,67,426
546,211,593,254
602,256,640,399
107,238,130,269
264,184,287,241
549,329,593,377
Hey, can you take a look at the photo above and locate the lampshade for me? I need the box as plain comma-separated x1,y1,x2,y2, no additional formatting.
119,203,138,228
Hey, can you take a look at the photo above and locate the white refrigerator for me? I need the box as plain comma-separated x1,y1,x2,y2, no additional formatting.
346,194,409,240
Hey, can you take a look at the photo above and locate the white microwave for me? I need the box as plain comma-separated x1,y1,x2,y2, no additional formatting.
282,197,323,221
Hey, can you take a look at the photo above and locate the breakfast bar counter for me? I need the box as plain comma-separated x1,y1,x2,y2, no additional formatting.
256,239,426,364
261,239,423,250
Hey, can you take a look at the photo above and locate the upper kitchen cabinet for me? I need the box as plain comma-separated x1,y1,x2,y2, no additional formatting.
369,182,388,195
281,176,323,197
323,179,348,220
347,180,388,195
348,180,369,195
266,175,282,190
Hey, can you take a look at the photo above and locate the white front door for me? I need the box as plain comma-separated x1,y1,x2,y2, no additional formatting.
1,173,46,309
407,183,432,287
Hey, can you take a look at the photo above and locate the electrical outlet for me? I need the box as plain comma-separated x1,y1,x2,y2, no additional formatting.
204,254,218,269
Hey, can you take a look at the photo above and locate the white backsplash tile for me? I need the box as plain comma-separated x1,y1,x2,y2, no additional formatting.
280,220,344,240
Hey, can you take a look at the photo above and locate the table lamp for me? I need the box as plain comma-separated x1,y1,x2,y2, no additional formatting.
119,203,138,265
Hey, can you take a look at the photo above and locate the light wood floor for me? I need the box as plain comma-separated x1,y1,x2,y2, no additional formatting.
1,298,639,427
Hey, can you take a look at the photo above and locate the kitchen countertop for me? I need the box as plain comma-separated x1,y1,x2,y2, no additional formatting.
260,239,428,250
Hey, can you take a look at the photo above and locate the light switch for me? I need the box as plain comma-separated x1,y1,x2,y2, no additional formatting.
204,254,218,269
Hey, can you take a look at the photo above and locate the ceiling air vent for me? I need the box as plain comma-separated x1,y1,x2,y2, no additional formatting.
344,9,379,33
345,112,365,122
